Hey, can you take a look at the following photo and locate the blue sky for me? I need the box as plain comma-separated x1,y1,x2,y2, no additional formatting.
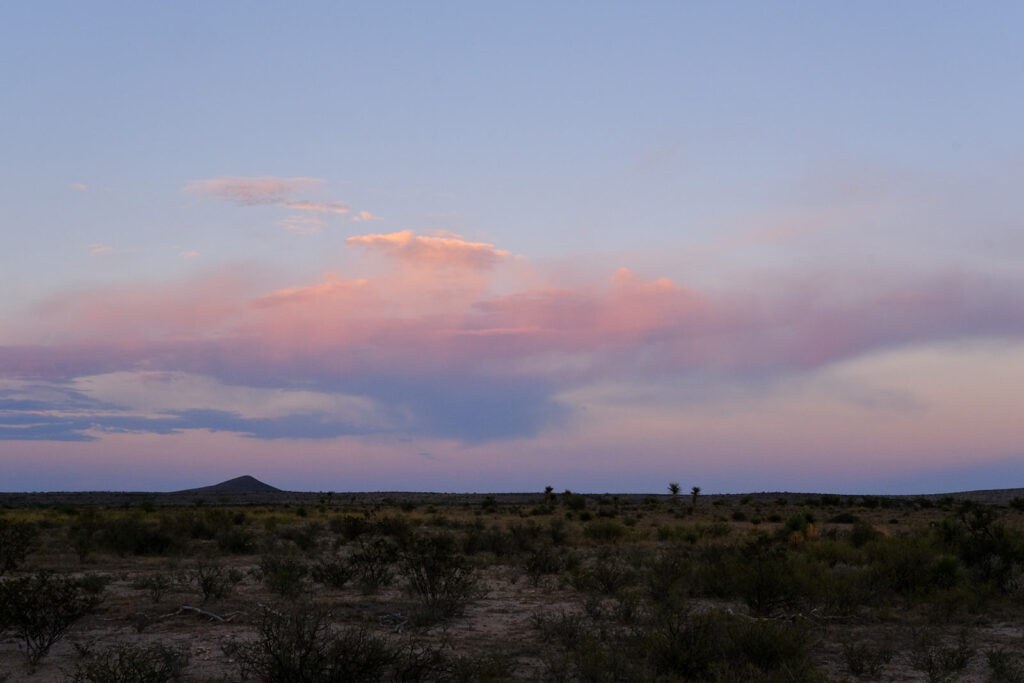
1,2,1023,492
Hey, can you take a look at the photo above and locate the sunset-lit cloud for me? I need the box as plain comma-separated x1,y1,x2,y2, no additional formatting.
70,182,87,191
88,243,113,255
283,200,351,214
184,176,325,205
279,214,326,234
3,223,1024,451
346,230,509,269
351,210,378,222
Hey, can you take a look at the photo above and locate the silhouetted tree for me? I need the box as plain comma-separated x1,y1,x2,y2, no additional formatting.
668,483,681,505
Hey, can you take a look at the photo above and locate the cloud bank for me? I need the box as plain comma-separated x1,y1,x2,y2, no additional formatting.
2,230,1023,445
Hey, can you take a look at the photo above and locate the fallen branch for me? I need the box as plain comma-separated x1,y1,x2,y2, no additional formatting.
166,605,245,623
379,612,409,633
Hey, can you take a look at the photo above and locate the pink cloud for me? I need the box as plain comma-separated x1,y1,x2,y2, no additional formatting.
346,230,509,269
3,235,1024,425
184,176,325,205
351,210,378,222
283,200,352,214
88,243,113,256
279,214,326,234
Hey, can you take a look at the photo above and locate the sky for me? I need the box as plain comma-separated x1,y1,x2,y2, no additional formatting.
1,2,1023,494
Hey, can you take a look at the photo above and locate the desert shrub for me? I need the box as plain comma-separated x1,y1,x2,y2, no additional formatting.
649,609,816,681
829,512,859,524
374,515,413,541
988,649,1024,683
697,538,809,616
132,572,172,603
507,520,544,552
0,570,102,666
460,523,511,557
939,503,1024,588
699,521,732,539
909,631,974,682
216,526,257,554
568,551,637,595
77,572,113,596
646,547,692,607
399,533,479,623
533,611,644,682
849,520,881,547
779,509,816,543
187,558,241,602
259,554,308,598
548,518,569,545
68,643,189,683
584,519,627,543
0,518,37,575
329,514,369,541
843,639,894,677
389,640,452,682
100,515,180,556
227,603,393,682
70,510,102,562
524,544,567,585
277,522,324,554
864,535,940,596
310,554,355,589
563,491,587,511
448,652,514,682
350,538,397,593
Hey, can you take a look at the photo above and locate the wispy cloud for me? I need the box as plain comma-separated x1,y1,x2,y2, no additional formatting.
283,200,351,214
351,210,379,222
346,230,509,269
279,215,326,234
88,243,113,256
70,183,87,191
184,176,325,205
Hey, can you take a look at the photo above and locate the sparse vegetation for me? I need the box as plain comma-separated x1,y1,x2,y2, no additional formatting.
1,489,1024,679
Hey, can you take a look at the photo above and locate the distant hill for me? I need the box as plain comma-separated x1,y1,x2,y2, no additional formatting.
176,475,281,494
